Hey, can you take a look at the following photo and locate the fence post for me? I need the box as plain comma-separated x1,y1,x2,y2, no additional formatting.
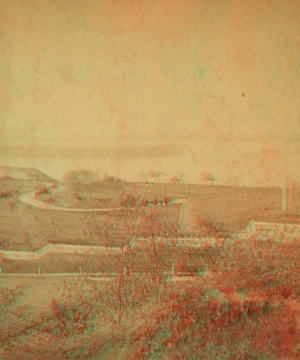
38,267,41,275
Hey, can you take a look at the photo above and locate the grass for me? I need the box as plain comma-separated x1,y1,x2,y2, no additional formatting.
2,178,300,251
0,179,181,251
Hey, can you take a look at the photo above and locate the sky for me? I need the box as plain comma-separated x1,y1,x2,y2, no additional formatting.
0,0,300,185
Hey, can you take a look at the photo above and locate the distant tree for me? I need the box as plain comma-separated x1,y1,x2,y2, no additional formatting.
145,170,163,184
103,174,122,184
170,173,185,183
199,172,218,186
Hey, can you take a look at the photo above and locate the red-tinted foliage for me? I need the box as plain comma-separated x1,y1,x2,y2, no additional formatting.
0,190,15,198
41,297,94,338
35,187,49,197
130,287,300,359
163,196,170,205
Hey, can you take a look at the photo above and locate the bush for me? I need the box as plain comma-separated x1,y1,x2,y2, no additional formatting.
130,286,300,359
43,195,55,204
35,187,49,197
0,190,15,198
196,216,227,236
41,298,94,338
141,199,149,206
120,194,137,208
163,196,170,205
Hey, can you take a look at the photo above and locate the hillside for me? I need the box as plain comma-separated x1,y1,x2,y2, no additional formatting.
63,170,103,185
0,167,59,184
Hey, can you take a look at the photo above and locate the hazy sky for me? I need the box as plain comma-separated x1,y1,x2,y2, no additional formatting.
0,0,300,185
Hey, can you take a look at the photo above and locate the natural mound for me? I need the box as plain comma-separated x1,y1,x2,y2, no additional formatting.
0,167,59,183
63,169,103,185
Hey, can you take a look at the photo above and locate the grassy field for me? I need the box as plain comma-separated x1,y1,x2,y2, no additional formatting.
1,178,300,251
0,179,181,250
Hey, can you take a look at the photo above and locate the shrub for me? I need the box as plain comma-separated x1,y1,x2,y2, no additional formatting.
43,195,54,204
0,190,13,198
196,216,227,236
120,194,137,208
163,196,170,205
141,199,148,206
41,298,94,338
130,286,300,359
35,187,49,197
74,191,83,201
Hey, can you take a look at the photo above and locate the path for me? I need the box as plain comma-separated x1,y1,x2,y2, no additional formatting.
18,183,189,212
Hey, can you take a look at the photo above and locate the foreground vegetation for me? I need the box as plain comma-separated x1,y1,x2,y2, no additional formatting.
1,234,300,359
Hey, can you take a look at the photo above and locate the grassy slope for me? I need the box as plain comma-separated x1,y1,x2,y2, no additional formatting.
1,181,180,250
2,179,300,252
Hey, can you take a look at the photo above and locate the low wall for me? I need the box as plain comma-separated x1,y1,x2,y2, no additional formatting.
134,237,222,247
0,243,121,260
242,221,300,242
0,236,221,261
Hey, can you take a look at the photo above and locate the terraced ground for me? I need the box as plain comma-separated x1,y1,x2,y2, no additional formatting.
2,177,300,251
2,175,300,358
1,236,300,359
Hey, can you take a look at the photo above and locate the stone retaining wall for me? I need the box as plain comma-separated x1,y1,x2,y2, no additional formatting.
241,221,300,242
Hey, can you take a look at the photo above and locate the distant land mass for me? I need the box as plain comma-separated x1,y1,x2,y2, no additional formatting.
0,166,60,184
